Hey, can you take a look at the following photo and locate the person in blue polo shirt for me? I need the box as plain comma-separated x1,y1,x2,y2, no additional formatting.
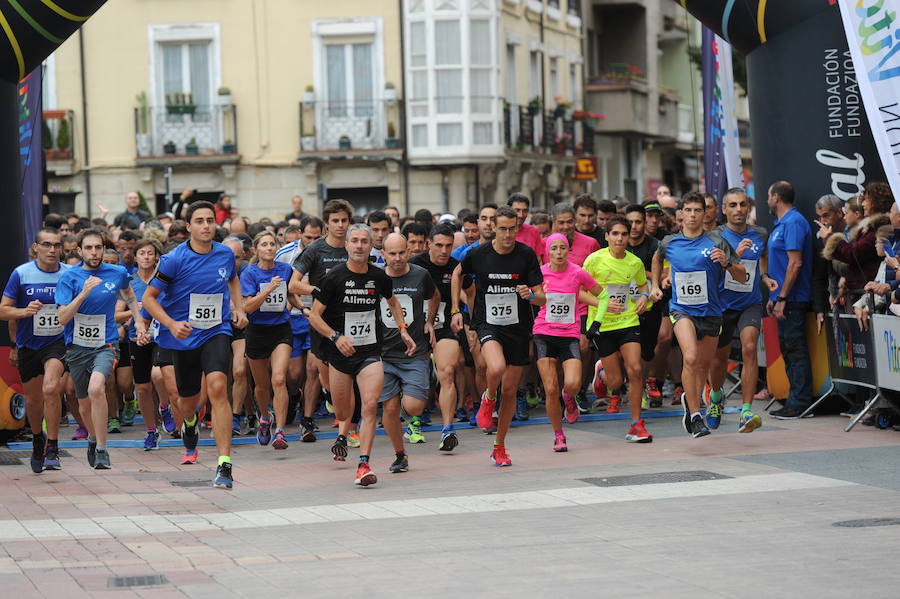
142,200,247,489
765,180,814,419
56,228,145,471
0,228,70,473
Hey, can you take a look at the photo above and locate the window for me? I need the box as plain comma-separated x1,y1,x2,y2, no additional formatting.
435,20,462,114
549,57,559,99
506,44,517,102
548,0,560,7
324,43,375,117
160,42,212,109
470,20,492,113
569,63,579,106
529,50,540,99
567,0,582,16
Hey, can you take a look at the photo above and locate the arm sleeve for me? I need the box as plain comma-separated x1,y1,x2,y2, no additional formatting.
55,275,74,307
2,269,20,301
711,233,741,264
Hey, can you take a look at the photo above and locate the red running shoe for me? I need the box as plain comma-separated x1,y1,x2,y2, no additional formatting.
181,449,198,464
490,445,512,467
272,430,288,450
606,395,621,414
625,419,653,443
646,377,662,407
553,431,568,452
591,359,607,399
563,392,579,424
354,461,377,486
477,392,496,429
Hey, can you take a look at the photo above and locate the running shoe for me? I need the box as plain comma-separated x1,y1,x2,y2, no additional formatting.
213,462,233,489
389,454,409,473
404,417,425,444
355,461,377,486
272,430,288,450
514,392,529,421
182,414,200,452
706,397,724,430
606,395,621,414
469,406,479,427
646,377,663,408
313,404,330,419
455,407,468,422
331,418,340,428
43,444,60,470
246,413,258,434
108,418,121,434
419,410,432,426
257,418,272,446
738,411,762,433
680,393,691,434
232,414,242,435
482,416,498,435
563,392,579,424
625,419,653,443
72,425,88,440
30,434,45,473
477,392,496,429
143,429,160,451
181,449,198,464
159,406,176,435
324,394,334,414
525,383,541,408
94,449,111,470
121,399,137,426
672,384,684,405
87,439,96,468
490,445,512,467
347,431,361,447
641,390,649,410
690,414,711,438
591,359,607,399
300,416,317,442
331,435,348,461
438,427,458,452
553,431,568,453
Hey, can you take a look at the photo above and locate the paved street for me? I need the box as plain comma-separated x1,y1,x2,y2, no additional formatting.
2,409,900,598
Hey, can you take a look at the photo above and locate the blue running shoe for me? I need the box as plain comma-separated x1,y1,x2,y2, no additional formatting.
706,399,723,430
159,406,176,435
232,414,242,435
213,462,233,489
455,408,468,422
257,418,272,445
419,410,432,426
42,444,60,470
30,434,45,473
313,404,330,419
514,392,529,421
469,405,479,427
439,427,458,452
143,429,160,451
738,411,762,433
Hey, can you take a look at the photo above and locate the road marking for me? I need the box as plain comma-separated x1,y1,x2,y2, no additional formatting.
1,472,853,541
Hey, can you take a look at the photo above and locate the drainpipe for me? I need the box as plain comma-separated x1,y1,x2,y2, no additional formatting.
79,29,92,218
398,0,411,214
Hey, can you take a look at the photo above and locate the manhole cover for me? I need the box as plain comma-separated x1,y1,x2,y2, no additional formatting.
108,574,169,588
580,471,732,487
171,480,210,488
833,518,900,528
0,452,22,466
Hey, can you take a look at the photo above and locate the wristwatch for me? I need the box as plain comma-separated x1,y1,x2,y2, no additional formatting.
329,330,341,343
775,296,787,303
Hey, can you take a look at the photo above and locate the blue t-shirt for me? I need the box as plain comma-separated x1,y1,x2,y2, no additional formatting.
768,207,813,302
150,241,236,350
658,231,740,317
275,240,310,335
716,224,769,311
240,262,293,326
127,275,153,341
56,263,131,347
451,241,478,262
2,261,70,350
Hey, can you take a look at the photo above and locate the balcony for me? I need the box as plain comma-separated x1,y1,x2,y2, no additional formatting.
43,109,75,175
586,66,680,141
502,102,595,157
134,104,239,166
299,99,403,159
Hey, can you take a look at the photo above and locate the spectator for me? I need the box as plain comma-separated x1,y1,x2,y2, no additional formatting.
384,205,401,231
531,212,551,237
641,200,666,240
284,195,309,222
216,194,235,225
597,199,616,232
766,180,814,419
414,208,433,235
657,184,677,210
811,194,845,333
171,188,194,221
113,191,151,230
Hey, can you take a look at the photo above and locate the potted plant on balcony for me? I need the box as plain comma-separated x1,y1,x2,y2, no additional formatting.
527,96,542,116
385,122,400,149
56,117,71,159
302,84,315,104
384,81,397,103
166,92,196,116
338,135,352,151
553,98,572,119
42,118,56,160
136,91,152,157
218,86,231,106
185,137,199,155
222,139,236,154
163,140,176,155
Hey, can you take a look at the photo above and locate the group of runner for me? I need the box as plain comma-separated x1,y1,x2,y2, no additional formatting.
1,187,774,489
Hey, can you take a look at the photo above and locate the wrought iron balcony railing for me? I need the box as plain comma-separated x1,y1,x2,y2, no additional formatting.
134,104,238,158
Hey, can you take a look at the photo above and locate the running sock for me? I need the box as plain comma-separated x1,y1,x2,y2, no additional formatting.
631,420,640,426
395,451,405,458
359,455,370,464
742,403,752,413
260,417,271,424
87,435,96,444
147,427,156,432
97,445,106,451
709,389,723,403
184,414,197,427
275,427,284,433
46,439,58,449
218,455,231,466
691,412,701,420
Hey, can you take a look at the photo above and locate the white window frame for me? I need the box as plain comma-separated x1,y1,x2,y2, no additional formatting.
148,23,221,108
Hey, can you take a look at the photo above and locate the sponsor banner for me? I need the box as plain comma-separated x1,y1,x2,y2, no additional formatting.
872,314,900,392
825,313,877,388
701,27,742,202
17,67,42,260
762,313,831,400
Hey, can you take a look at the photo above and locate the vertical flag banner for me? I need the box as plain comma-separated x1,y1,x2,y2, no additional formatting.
838,1,900,205
701,27,742,201
17,66,42,259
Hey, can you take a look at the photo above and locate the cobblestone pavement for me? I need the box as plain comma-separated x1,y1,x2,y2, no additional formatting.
2,407,900,598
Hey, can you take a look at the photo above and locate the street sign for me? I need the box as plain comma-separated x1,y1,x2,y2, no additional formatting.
574,156,598,181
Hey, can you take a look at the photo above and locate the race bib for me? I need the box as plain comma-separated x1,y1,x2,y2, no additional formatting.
606,284,629,306
74,313,105,348
33,304,62,337
674,271,708,305
724,259,756,293
189,293,223,329
426,301,447,329
260,282,287,312
629,281,642,303
345,310,376,345
381,295,413,329
545,293,575,324
485,293,518,326
150,319,160,340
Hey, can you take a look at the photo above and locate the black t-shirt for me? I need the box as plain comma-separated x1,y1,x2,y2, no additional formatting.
411,251,458,333
314,263,393,359
581,225,607,248
460,241,543,336
293,237,348,288
627,235,659,272
381,264,435,362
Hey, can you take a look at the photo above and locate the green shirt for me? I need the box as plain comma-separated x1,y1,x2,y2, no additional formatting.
582,248,648,332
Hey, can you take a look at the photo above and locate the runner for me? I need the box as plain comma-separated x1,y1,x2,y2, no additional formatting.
241,230,302,449
651,192,746,438
378,233,438,472
306,224,416,486
451,205,545,466
533,233,603,451
0,228,70,472
222,236,252,436
142,201,247,488
411,223,462,452
707,188,774,432
583,216,654,442
367,211,390,268
56,228,146,469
